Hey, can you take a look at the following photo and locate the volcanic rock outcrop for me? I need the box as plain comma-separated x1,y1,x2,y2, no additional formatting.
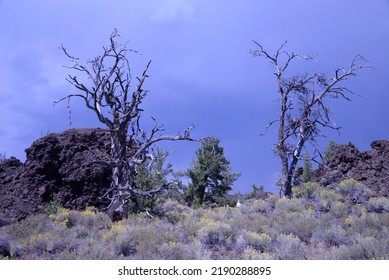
0,128,388,223
0,128,112,222
316,140,389,196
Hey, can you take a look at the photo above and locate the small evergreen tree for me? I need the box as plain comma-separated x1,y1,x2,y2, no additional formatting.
244,184,266,200
301,152,315,183
132,149,173,213
323,140,340,165
184,137,240,207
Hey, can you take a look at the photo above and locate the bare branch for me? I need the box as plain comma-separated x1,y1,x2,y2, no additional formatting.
260,119,279,136
131,180,178,197
252,40,370,198
57,30,197,221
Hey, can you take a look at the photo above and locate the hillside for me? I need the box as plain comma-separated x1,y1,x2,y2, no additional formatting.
0,129,388,259
1,188,388,260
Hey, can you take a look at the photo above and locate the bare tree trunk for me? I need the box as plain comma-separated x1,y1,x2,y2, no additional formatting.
277,91,290,196
283,138,305,197
251,41,369,198
107,128,130,221
56,29,196,221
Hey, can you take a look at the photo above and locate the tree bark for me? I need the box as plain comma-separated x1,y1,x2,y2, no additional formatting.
56,30,196,221
251,41,369,198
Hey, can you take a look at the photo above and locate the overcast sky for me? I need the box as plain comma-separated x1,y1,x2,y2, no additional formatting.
1,0,388,194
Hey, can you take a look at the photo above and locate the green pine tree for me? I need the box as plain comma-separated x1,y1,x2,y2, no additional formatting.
184,137,240,207
131,149,173,213
301,152,315,183
323,140,340,165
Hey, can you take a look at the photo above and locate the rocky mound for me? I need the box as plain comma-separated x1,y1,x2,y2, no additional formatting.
316,140,389,196
0,128,112,222
1,128,387,223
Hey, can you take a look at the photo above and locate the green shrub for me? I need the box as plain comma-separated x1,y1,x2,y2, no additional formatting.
48,208,71,229
198,219,236,249
127,219,181,259
242,246,276,260
179,209,206,238
294,182,322,200
273,234,306,260
328,201,350,219
305,242,335,260
200,206,236,223
336,179,372,203
43,194,62,215
29,232,53,253
265,195,279,209
274,197,306,213
347,212,389,238
250,199,274,213
158,199,191,224
228,207,270,234
331,235,388,259
241,231,272,252
273,209,318,242
186,239,210,259
24,231,67,257
311,224,349,247
368,197,389,213
8,214,50,240
66,207,109,229
62,240,116,260
157,240,208,260
5,189,389,260
312,189,339,212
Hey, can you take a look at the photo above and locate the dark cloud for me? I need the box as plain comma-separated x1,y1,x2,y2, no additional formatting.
1,0,388,192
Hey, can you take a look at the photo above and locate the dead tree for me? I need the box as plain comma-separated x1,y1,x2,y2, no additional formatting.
55,30,195,221
250,41,369,198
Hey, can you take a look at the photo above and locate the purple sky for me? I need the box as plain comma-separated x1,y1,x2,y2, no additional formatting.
1,0,388,194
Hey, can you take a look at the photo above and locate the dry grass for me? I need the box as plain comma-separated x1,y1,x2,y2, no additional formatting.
2,180,388,260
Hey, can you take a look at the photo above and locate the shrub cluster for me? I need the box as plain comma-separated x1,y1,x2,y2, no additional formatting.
3,179,388,259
